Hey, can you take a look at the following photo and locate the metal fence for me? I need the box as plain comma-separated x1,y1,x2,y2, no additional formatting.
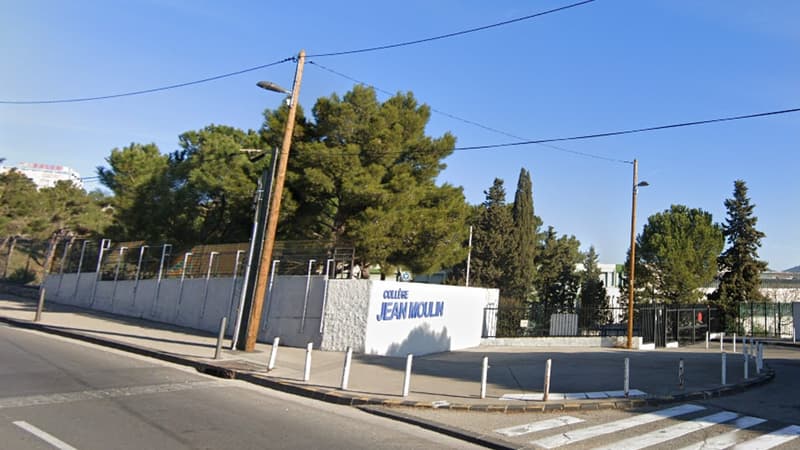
735,302,794,338
482,305,629,338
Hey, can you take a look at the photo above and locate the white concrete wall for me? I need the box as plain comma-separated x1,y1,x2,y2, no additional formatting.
262,275,327,348
319,279,372,352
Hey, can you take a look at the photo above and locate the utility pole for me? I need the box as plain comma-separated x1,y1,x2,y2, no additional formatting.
239,50,305,351
626,159,648,349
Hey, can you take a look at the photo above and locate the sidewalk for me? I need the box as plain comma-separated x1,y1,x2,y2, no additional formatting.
0,294,777,413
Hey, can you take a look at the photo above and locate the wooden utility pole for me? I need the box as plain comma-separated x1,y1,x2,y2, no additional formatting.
241,50,305,351
626,159,641,349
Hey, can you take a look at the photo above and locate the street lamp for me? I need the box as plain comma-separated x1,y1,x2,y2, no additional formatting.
626,159,648,349
237,50,306,352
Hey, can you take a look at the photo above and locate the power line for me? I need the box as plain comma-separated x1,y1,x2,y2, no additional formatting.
452,107,800,151
0,58,294,105
306,0,597,58
308,60,631,164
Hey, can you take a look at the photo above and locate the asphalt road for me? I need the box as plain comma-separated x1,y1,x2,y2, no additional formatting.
0,323,484,450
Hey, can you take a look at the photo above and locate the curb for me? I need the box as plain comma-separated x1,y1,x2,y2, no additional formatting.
0,315,777,413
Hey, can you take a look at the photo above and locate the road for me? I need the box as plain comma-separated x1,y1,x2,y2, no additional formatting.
0,323,484,450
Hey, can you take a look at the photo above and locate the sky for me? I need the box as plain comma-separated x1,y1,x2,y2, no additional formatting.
2,0,798,271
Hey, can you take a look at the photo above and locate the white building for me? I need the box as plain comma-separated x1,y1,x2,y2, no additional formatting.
0,162,82,189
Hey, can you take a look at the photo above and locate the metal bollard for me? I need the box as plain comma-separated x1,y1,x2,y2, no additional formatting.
268,337,280,370
214,317,227,360
744,351,749,379
543,359,552,402
303,343,313,382
678,359,685,390
705,331,709,350
720,332,724,352
480,356,489,399
721,351,727,385
402,354,413,397
733,333,736,353
624,357,630,397
341,347,353,390
34,287,46,322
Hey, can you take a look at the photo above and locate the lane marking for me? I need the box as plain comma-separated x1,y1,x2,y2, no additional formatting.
0,380,228,410
732,425,800,450
495,416,584,437
678,416,766,450
593,410,738,450
531,403,706,449
14,420,78,450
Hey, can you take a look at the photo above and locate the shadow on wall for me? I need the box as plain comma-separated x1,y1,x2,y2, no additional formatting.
383,323,451,357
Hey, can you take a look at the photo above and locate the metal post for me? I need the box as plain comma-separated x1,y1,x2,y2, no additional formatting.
720,331,724,352
110,246,127,309
214,317,227,360
227,250,245,332
72,240,89,300
131,245,148,305
299,259,316,333
465,225,473,287
303,343,313,382
402,354,413,397
721,352,727,385
175,252,192,320
262,260,280,331
705,331,709,350
678,358,684,390
624,357,630,397
267,337,280,370
34,287,46,322
341,347,353,390
89,239,112,307
200,251,219,319
733,332,737,353
744,351,749,379
543,358,553,401
480,356,489,399
150,244,172,316
55,239,71,298
319,258,335,333
242,50,306,352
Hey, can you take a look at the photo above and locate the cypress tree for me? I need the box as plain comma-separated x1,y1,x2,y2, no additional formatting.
470,179,514,291
508,168,540,302
711,180,768,324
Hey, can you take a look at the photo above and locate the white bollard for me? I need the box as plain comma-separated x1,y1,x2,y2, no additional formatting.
303,343,313,382
743,351,749,379
214,316,227,360
340,347,353,390
733,333,737,353
678,359,685,390
743,336,748,357
705,331,709,350
624,357,630,397
720,332,724,352
543,359,552,402
402,354,413,397
757,343,763,374
268,337,280,370
721,352,727,385
480,356,489,399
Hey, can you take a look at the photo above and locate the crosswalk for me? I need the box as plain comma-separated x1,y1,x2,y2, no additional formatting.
493,404,800,449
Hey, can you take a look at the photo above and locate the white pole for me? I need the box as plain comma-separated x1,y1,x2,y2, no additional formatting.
214,316,227,360
402,354,413,397
733,332,736,353
480,356,489,399
720,332,724,352
267,337,280,370
705,331,709,350
303,342,313,382
341,347,353,390
744,351,749,379
543,359,553,402
721,351,727,385
678,358,685,390
624,357,630,397
743,336,748,356
465,225,473,287
299,259,316,332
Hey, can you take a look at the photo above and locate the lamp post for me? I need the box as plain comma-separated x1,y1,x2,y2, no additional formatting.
626,159,648,349
238,50,306,351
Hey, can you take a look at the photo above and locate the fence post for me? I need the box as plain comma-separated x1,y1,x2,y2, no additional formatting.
151,244,172,316
480,356,489,399
319,258,335,333
89,239,111,307
624,357,630,397
214,317,227,360
131,245,148,305
341,347,353,390
543,358,553,401
226,250,245,330
267,337,280,370
303,343,313,382
721,351,727,385
299,259,316,333
200,251,219,319
55,239,71,298
261,259,280,331
71,240,89,301
34,287,46,322
110,246,128,309
678,358,684,389
402,354,413,397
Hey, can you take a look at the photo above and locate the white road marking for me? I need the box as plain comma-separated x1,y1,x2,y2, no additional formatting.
678,416,766,450
732,425,800,450
499,389,647,401
14,420,78,450
530,403,706,449
592,410,738,450
494,416,584,437
0,380,228,410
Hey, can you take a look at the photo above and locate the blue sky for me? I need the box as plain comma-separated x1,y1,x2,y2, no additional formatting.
2,1,798,271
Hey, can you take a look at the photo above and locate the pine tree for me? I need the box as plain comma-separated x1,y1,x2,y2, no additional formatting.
469,179,514,292
712,180,767,323
507,168,540,303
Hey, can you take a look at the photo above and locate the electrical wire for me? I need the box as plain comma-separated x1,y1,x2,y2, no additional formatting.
0,58,294,105
452,107,800,151
306,0,596,57
308,60,631,164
